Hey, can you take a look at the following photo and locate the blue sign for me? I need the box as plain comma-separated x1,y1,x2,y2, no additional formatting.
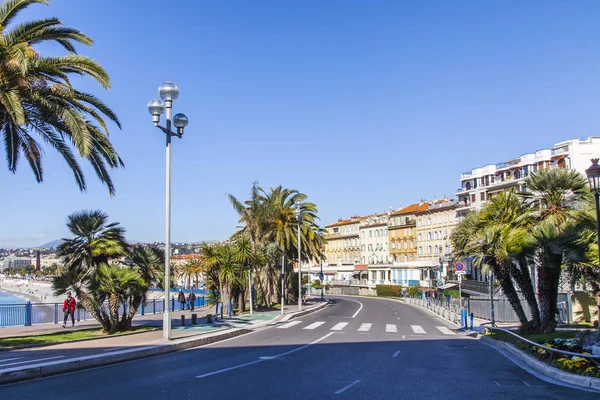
319,272,324,280
454,262,465,271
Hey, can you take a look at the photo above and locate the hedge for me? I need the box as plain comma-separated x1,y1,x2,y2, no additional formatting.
376,285,402,297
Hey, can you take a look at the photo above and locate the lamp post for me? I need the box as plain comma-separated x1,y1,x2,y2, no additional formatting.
320,260,324,300
295,200,304,310
247,264,253,315
147,82,189,341
585,158,600,328
281,254,285,315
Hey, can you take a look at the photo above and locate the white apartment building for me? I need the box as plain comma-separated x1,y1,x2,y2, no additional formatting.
1,256,34,269
359,214,390,265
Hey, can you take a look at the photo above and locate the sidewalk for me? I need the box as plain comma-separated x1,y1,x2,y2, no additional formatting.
0,299,329,384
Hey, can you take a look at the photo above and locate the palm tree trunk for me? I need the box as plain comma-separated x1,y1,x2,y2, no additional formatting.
495,264,529,326
76,290,111,333
512,258,540,331
108,294,120,334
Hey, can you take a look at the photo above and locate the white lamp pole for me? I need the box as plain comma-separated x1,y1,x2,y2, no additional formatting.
148,82,189,341
295,200,304,311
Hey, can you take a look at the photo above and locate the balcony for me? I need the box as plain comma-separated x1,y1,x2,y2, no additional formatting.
455,201,473,211
456,187,470,195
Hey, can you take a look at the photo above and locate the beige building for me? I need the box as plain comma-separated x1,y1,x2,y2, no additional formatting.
414,199,458,281
324,216,364,267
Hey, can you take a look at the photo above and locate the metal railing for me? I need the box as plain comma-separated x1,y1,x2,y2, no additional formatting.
0,296,206,328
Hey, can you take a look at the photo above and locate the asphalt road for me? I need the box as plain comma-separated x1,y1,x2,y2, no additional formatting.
0,296,595,399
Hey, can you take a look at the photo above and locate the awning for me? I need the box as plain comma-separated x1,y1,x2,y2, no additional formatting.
438,283,458,290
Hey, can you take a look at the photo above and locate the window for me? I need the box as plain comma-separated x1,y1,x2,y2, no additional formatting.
444,215,448,223
428,246,432,254
471,194,476,202
369,231,372,238
410,240,414,249
427,218,431,225
480,192,486,201
409,255,414,261
404,241,408,249
418,246,423,255
427,232,431,240
405,255,408,262
418,233,422,241
392,242,396,250
417,219,421,227
361,245,365,251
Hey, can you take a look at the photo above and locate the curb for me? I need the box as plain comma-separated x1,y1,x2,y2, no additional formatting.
279,301,330,322
480,335,600,392
0,327,159,352
0,328,251,385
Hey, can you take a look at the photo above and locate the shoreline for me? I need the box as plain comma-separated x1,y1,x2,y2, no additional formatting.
0,278,61,304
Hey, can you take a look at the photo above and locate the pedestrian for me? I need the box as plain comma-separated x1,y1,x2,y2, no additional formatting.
188,289,196,312
426,290,431,306
178,289,186,311
62,291,76,328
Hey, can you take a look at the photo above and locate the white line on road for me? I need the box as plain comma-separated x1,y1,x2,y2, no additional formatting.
349,299,363,318
402,335,406,339
102,347,125,352
494,381,500,386
410,325,426,334
392,350,400,358
436,326,456,335
522,381,530,387
277,320,302,329
335,379,361,394
385,324,397,333
331,322,348,331
196,332,336,379
0,356,64,367
357,323,372,332
0,357,23,363
304,321,325,330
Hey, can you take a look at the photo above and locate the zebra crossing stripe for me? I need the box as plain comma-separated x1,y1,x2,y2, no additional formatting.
358,323,372,332
385,324,397,333
331,322,348,331
436,326,456,335
410,325,426,334
304,322,325,330
277,321,302,329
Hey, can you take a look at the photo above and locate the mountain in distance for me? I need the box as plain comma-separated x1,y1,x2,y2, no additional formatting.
38,239,62,249
31,239,220,250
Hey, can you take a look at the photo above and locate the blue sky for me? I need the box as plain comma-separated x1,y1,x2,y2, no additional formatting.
2,0,600,247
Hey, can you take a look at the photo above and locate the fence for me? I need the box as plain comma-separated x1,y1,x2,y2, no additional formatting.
0,296,206,328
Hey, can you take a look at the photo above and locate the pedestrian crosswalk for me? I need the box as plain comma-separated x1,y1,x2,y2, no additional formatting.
276,320,456,336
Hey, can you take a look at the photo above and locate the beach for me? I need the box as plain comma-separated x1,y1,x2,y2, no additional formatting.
0,277,62,304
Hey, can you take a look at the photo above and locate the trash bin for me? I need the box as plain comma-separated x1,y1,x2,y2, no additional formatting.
206,314,212,324
191,313,197,325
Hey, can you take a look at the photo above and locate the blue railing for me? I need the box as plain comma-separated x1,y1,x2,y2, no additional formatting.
0,296,206,328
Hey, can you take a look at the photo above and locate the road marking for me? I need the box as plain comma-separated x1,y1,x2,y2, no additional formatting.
277,320,302,329
357,323,372,332
392,350,401,358
335,379,361,394
304,321,325,330
385,324,397,333
102,347,124,352
494,380,500,386
349,299,363,318
196,332,335,379
410,325,426,334
436,326,456,335
0,357,23,363
0,356,64,367
522,381,530,387
402,335,406,339
331,322,348,331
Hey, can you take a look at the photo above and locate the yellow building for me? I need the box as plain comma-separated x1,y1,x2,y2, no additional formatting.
324,216,364,267
388,202,430,264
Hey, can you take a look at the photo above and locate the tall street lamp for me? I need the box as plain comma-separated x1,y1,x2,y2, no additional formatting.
585,158,600,328
148,82,189,341
295,200,304,311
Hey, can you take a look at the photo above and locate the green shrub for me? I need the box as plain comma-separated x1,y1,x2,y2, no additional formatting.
408,284,421,297
312,279,322,290
376,285,402,297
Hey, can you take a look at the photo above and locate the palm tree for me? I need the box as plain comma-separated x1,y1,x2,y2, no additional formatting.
521,168,592,331
0,0,123,195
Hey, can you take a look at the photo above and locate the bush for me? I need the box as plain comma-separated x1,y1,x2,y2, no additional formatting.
312,280,322,290
376,285,402,297
408,284,421,297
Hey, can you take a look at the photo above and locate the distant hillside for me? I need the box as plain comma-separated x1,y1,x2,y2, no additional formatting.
38,239,62,249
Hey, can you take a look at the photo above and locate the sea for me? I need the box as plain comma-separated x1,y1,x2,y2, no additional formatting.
0,291,25,304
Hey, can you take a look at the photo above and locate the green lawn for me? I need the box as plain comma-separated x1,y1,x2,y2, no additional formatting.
0,327,156,348
486,329,577,349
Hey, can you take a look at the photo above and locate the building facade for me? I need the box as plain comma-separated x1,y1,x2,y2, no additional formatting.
323,216,364,267
359,213,390,265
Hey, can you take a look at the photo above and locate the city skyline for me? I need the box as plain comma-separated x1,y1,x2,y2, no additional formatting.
2,1,600,247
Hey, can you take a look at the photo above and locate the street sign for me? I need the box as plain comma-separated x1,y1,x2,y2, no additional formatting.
454,262,465,271
319,272,324,280
456,270,466,275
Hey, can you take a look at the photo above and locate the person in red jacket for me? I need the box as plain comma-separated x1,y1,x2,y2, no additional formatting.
62,291,76,328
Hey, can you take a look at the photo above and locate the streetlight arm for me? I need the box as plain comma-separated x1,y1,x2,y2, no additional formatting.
154,125,183,138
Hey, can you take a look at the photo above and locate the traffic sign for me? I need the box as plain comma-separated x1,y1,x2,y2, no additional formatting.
456,270,466,275
454,262,465,271
319,272,324,280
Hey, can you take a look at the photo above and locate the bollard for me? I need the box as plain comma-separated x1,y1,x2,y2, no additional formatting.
153,299,156,314
181,315,185,326
141,302,145,316
220,302,224,320
470,313,474,331
215,302,219,321
25,302,32,326
171,296,175,312
206,314,212,323
191,313,197,325
464,310,468,330
228,302,232,318
54,303,59,324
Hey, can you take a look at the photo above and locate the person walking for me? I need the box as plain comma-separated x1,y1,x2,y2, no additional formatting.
188,289,196,312
178,289,186,311
62,291,76,328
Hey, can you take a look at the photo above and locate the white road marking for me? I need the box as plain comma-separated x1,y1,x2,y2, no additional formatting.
277,320,302,329
196,332,335,379
494,381,500,386
0,356,64,367
385,324,397,333
304,321,325,330
522,381,530,387
102,347,124,352
331,322,348,331
335,379,361,394
402,335,406,339
349,299,363,318
392,350,400,358
410,325,426,334
357,323,372,332
436,326,456,335
0,357,23,363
